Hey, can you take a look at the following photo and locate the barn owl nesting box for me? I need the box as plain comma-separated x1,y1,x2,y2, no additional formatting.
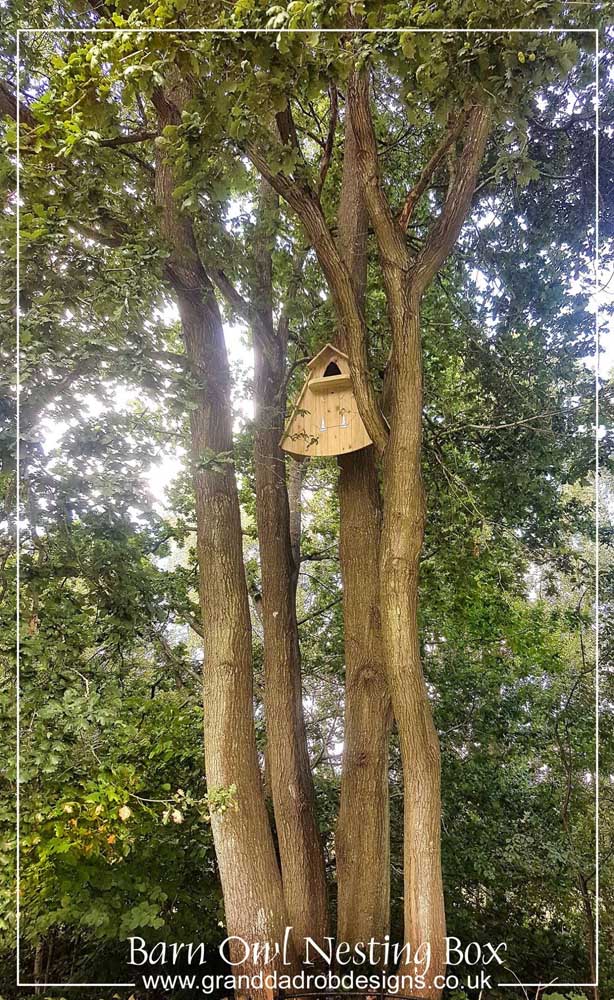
280,344,372,458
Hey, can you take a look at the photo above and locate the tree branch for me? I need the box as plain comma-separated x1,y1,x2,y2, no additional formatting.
210,267,252,323
347,69,408,272
397,110,469,233
0,80,35,127
413,103,491,295
275,102,301,151
244,130,389,454
98,129,158,147
316,83,338,197
209,263,279,371
179,609,204,638
117,147,155,176
297,596,342,627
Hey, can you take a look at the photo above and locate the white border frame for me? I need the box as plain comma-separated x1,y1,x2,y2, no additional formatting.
15,23,601,992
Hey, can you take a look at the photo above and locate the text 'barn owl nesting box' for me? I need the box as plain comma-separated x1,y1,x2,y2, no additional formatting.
280,344,372,458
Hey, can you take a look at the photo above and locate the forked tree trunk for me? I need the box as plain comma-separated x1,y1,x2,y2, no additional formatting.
346,74,489,996
154,87,292,984
246,66,489,998
251,184,328,953
335,112,392,949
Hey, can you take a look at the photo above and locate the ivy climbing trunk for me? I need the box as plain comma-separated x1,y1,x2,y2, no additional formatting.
153,84,292,986
335,110,392,950
251,182,328,954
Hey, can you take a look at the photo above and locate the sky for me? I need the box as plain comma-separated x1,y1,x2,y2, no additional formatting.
148,278,614,507
39,283,613,508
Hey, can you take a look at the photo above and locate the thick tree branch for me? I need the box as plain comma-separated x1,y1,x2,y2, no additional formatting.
70,222,125,247
98,129,158,147
210,267,252,322
413,103,491,295
275,103,301,151
397,110,469,232
347,69,408,272
244,133,389,454
316,83,338,197
0,80,35,127
209,263,279,371
151,85,181,125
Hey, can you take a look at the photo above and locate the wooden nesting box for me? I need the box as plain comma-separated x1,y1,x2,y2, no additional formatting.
280,344,372,458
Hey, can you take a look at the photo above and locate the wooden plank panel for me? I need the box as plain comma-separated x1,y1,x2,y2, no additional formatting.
281,377,372,457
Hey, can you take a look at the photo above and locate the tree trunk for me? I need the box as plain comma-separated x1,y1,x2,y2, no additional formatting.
380,296,445,997
251,183,328,954
344,75,489,997
287,457,304,582
33,939,44,994
246,71,488,994
577,873,598,999
336,447,391,947
153,86,292,983
335,109,392,949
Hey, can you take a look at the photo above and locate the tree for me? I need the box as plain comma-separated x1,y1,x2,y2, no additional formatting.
3,4,608,996
217,11,599,991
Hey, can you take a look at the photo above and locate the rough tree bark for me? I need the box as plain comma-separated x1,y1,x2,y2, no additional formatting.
250,182,328,953
153,84,292,983
246,65,490,997
348,71,491,995
33,939,44,994
379,298,446,993
246,131,388,456
335,109,392,950
287,456,304,579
